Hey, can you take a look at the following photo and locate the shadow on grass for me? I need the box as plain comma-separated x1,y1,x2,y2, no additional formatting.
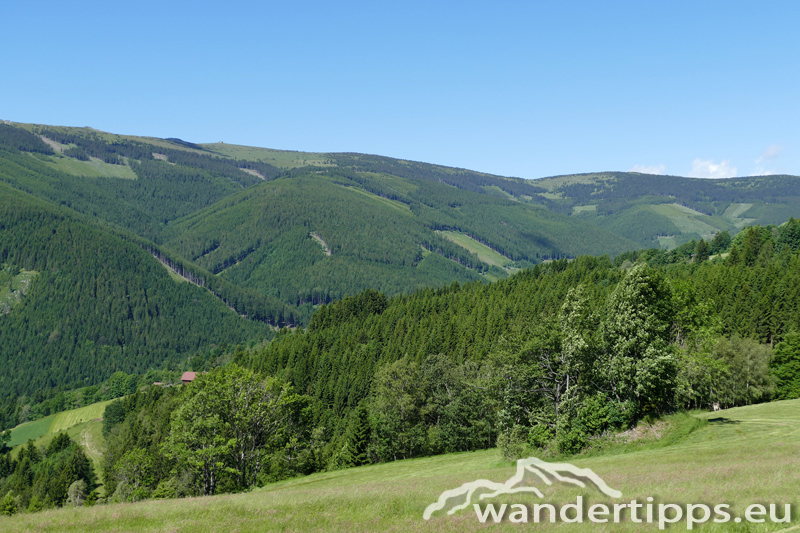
707,417,740,424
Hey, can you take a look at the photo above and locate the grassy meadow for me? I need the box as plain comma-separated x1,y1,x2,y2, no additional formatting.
200,143,332,168
2,399,798,532
7,400,112,449
437,230,515,271
42,155,138,179
649,203,723,241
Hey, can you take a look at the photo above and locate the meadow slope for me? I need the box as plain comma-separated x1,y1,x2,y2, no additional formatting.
3,399,798,532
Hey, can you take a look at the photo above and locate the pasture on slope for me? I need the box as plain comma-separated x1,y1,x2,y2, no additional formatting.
3,399,798,532
6,401,112,448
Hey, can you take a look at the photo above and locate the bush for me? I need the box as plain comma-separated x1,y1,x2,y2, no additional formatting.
497,425,529,460
606,400,637,430
1,492,17,516
527,424,554,450
556,411,588,455
67,479,87,507
152,478,178,500
27,495,43,513
576,394,611,435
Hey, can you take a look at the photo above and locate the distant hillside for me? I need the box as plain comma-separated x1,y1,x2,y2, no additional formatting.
2,120,799,310
159,170,637,305
200,145,800,250
531,171,800,248
0,121,637,311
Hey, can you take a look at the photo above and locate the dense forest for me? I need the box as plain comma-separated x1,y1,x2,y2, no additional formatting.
552,172,800,215
4,222,799,513
0,183,274,430
158,170,638,307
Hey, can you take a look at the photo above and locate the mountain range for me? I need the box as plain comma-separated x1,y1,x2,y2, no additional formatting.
1,119,799,416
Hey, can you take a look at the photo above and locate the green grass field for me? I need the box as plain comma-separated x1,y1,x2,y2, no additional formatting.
49,401,112,434
6,402,112,494
42,155,138,179
6,415,56,448
722,203,757,228
437,230,514,270
657,235,678,249
7,400,112,448
572,204,597,214
342,186,412,214
533,173,616,192
650,203,725,240
200,143,332,168
5,399,796,531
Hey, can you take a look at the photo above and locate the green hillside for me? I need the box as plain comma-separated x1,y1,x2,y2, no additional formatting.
159,170,634,305
0,182,273,429
3,399,797,531
2,216,799,523
0,121,638,311
534,171,800,249
3,119,800,446
4,120,799,308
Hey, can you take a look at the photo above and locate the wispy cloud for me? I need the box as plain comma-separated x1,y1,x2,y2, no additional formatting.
751,167,774,176
630,164,666,175
756,144,783,164
688,159,737,179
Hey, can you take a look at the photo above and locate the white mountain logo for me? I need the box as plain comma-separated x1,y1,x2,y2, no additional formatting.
423,457,622,520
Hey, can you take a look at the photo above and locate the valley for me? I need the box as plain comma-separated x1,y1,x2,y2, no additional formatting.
0,120,799,529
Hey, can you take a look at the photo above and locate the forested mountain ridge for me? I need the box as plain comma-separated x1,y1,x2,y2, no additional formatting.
202,142,800,249
5,120,799,314
2,119,799,431
0,182,274,429
158,170,639,305
0,120,638,310
532,171,800,248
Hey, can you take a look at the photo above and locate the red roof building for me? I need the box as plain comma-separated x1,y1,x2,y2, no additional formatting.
181,371,197,384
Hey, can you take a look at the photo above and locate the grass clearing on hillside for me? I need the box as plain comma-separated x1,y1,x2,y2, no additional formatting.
532,173,616,192
342,186,412,214
0,268,37,313
69,420,106,488
42,155,137,179
437,230,513,269
657,235,678,249
7,400,112,449
572,204,597,214
6,399,797,531
722,203,757,228
25,420,108,490
650,204,723,239
482,185,517,201
49,400,112,434
200,143,331,168
6,415,56,448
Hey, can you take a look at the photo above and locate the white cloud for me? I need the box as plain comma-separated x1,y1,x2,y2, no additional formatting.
756,144,783,164
688,159,737,179
751,167,775,176
630,164,666,175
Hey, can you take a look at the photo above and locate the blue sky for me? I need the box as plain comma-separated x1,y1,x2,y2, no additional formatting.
2,1,798,179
